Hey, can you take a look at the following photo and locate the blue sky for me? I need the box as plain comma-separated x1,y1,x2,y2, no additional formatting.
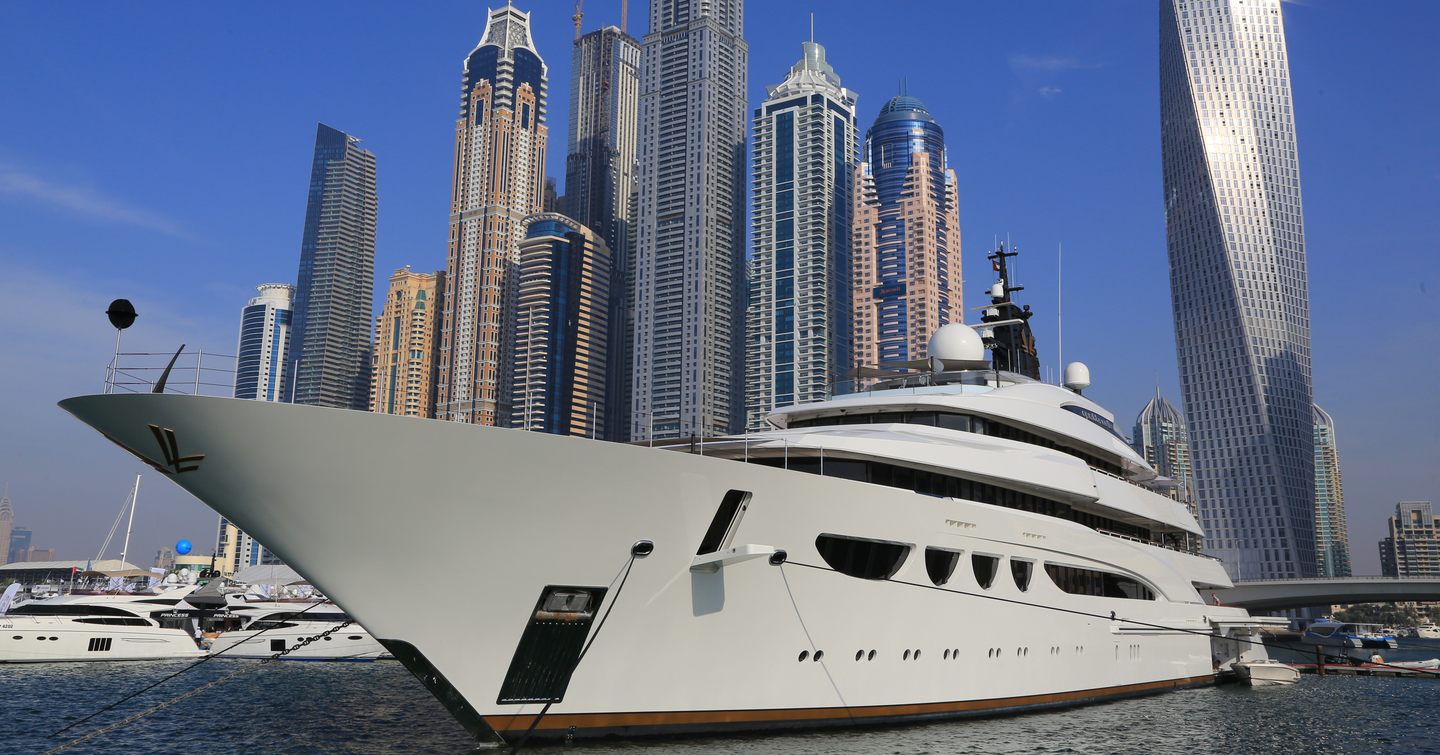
0,1,1435,574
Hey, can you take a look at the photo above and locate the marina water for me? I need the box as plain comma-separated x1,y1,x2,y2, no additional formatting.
5,640,1438,753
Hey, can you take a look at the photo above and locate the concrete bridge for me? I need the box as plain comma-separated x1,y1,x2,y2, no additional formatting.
1211,577,1440,611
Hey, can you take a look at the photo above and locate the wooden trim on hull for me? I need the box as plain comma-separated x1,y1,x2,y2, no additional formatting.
485,674,1216,740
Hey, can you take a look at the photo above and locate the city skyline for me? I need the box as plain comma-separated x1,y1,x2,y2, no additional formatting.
1,1,1434,572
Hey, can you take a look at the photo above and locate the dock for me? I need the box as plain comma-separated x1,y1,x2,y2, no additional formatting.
1291,664,1439,679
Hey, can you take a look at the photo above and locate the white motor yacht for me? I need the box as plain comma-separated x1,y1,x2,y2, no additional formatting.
0,589,206,663
60,323,1287,744
1414,623,1440,640
205,596,389,661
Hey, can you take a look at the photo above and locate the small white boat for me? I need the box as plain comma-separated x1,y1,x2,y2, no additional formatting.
1414,624,1440,640
1384,658,1440,670
1234,658,1301,686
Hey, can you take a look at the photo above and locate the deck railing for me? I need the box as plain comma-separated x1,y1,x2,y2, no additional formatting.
104,348,236,397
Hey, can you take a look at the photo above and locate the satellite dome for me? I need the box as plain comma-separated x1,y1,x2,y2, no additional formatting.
928,323,985,362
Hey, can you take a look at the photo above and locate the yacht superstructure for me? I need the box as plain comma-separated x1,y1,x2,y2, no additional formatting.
59,322,1281,744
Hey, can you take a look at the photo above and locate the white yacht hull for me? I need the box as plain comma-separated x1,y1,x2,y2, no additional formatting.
209,624,390,661
61,394,1256,742
0,616,205,663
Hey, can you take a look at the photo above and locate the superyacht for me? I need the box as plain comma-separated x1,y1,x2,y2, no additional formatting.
60,278,1282,744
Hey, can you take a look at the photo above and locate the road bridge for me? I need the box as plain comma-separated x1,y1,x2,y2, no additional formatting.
1211,577,1440,611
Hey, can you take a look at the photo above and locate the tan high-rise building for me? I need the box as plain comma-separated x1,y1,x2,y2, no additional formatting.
436,4,549,425
851,95,962,370
371,267,445,418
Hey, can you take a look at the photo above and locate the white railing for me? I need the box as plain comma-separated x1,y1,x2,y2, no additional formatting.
104,348,237,397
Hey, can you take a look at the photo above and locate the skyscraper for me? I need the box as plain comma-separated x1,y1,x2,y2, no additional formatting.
215,515,279,576
7,528,31,565
1160,0,1315,579
851,94,962,370
632,0,748,440
1133,389,1198,526
289,123,378,410
370,267,445,418
0,489,12,564
745,39,857,429
567,23,640,441
1313,404,1352,577
1379,501,1440,578
436,4,549,426
233,284,295,402
509,213,611,438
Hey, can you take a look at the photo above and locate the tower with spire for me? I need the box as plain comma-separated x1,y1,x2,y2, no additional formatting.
745,36,858,428
436,3,549,425
1132,390,1199,530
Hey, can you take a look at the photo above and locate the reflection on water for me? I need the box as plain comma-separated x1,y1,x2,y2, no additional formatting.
6,640,1439,754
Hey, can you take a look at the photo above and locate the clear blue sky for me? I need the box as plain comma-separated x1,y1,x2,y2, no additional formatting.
0,1,1435,574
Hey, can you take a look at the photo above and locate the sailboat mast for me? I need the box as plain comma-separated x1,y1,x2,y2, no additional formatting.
119,474,140,565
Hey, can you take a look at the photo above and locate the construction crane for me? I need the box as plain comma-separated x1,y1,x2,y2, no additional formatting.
573,0,583,40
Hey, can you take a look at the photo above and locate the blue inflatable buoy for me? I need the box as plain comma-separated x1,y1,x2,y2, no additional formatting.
175,539,193,555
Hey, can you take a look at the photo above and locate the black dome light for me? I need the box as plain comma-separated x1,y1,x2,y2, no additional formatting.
106,299,137,330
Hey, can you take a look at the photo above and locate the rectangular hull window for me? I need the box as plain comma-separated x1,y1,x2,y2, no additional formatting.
1045,563,1156,601
497,585,608,705
815,534,910,580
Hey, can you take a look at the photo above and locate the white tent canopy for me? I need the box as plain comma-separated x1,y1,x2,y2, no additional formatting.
231,564,303,586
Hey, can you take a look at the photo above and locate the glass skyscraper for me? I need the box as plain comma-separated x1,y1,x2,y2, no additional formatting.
233,284,294,403
851,94,962,370
1312,404,1352,577
509,213,611,438
567,23,639,441
289,123,377,410
632,0,748,440
745,40,857,430
1160,0,1315,579
437,3,548,426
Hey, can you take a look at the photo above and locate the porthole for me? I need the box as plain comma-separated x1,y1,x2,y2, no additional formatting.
914,649,921,660
813,650,825,662
11,636,20,640
944,649,951,659
987,648,994,658
35,636,44,641
867,650,876,661
903,649,911,660
972,554,1000,589
798,650,809,662
50,636,57,641
347,635,363,641
925,547,962,586
323,636,333,641
856,650,864,662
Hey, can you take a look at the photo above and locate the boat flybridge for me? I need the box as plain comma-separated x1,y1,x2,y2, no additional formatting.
59,319,1286,745
0,588,206,663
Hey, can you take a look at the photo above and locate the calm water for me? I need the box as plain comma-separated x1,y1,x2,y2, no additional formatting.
5,641,1439,754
